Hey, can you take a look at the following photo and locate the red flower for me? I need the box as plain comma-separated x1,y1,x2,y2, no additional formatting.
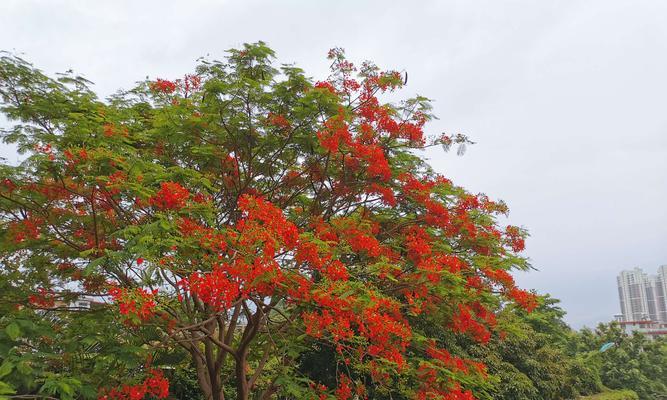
508,288,538,312
314,81,337,94
28,288,55,308
149,182,190,210
366,183,396,206
317,109,351,153
98,369,168,400
505,225,526,252
109,287,157,322
335,375,353,400
8,215,43,243
267,112,291,129
451,304,491,343
182,265,241,311
150,79,177,94
1,178,17,193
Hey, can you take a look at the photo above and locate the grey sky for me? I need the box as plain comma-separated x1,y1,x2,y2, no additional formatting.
2,0,666,328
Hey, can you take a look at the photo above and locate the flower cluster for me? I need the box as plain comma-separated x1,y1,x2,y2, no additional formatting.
237,194,299,254
508,287,539,312
28,288,55,308
302,287,412,369
1,178,17,193
333,218,383,258
98,369,169,400
181,265,240,311
314,81,337,94
8,215,43,243
149,79,177,94
505,225,526,252
450,304,491,343
316,108,350,153
295,240,349,281
182,74,201,95
109,287,157,322
266,112,291,129
149,182,190,210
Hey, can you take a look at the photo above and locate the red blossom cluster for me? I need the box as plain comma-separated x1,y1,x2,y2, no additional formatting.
508,287,539,312
417,342,483,399
149,75,201,96
266,112,291,129
34,143,54,160
333,218,383,258
481,266,538,312
109,287,157,322
177,195,303,309
237,194,299,253
317,109,351,153
1,178,17,193
450,304,493,343
314,81,337,94
302,287,412,369
98,369,169,400
8,214,43,243
415,381,475,400
295,240,349,282
335,374,356,400
103,123,117,137
177,217,228,254
182,74,201,95
365,183,396,206
149,79,177,94
505,225,526,252
182,264,240,311
63,147,89,168
28,288,55,308
103,123,129,138
149,182,190,210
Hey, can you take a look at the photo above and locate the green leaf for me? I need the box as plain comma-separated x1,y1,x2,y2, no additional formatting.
0,381,16,396
16,361,33,375
0,361,14,379
5,323,20,341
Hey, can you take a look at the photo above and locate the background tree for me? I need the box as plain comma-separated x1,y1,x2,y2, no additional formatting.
568,323,667,400
0,43,537,400
467,295,601,400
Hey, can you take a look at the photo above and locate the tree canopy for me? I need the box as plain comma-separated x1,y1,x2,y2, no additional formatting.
0,43,539,400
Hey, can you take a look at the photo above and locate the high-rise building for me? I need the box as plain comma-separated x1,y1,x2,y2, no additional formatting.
658,265,667,322
617,266,667,323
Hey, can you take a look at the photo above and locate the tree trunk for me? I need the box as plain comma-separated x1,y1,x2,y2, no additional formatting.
235,355,249,400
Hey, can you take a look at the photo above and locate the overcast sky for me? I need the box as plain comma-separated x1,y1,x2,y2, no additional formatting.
2,0,666,328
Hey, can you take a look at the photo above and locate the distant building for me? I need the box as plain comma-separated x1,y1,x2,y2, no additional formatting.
658,265,667,322
613,315,667,339
616,265,667,338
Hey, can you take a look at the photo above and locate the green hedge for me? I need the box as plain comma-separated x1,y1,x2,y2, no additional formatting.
580,389,639,400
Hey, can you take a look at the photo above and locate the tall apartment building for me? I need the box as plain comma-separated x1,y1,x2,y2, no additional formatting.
617,266,667,323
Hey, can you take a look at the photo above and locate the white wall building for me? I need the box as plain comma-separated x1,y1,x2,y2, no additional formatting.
617,266,667,324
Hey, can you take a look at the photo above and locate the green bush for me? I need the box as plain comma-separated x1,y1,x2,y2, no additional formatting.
579,389,639,400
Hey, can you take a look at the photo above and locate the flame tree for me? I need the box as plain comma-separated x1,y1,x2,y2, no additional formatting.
0,43,537,400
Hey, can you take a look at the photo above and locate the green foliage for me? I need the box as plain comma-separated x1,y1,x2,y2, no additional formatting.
464,296,601,400
0,306,157,398
579,389,640,400
569,323,667,400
